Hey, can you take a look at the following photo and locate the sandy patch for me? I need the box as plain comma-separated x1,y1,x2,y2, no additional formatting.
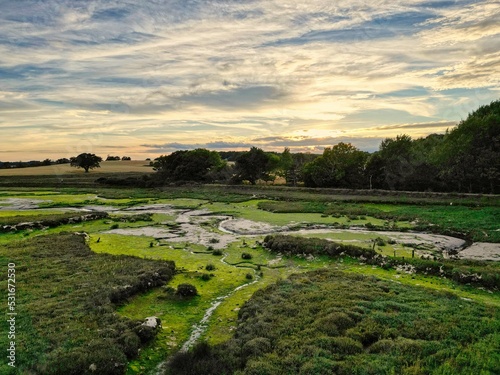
457,243,500,261
123,204,178,215
81,205,121,212
220,218,281,234
0,198,50,210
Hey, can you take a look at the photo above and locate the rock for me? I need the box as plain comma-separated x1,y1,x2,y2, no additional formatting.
142,316,161,329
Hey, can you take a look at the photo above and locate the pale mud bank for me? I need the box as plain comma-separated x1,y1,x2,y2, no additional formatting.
1,198,498,261
106,206,236,249
456,243,500,261
0,198,50,210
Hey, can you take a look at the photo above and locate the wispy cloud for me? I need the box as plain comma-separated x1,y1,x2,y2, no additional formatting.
0,0,498,160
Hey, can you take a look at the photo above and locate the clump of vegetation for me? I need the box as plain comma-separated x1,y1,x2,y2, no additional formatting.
209,238,220,244
200,273,211,281
110,223,120,229
264,235,500,290
205,263,216,271
245,273,253,280
175,284,198,297
165,270,500,375
0,212,109,232
212,249,223,256
264,234,377,259
241,252,252,260
0,233,175,375
111,213,153,222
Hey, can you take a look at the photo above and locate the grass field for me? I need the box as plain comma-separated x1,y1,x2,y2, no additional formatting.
0,161,153,176
0,186,498,374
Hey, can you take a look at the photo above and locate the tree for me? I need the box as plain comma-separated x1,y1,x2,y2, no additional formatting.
70,153,103,173
435,100,500,193
153,149,226,182
278,147,312,186
377,134,413,190
233,147,272,185
303,143,368,188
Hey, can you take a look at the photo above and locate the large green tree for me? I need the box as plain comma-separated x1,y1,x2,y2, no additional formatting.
153,149,226,182
369,134,445,191
436,100,500,193
277,148,315,186
70,153,102,173
303,143,368,188
233,147,273,185
377,134,413,190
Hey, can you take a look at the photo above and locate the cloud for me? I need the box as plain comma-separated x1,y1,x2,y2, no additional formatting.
142,141,254,152
0,0,498,161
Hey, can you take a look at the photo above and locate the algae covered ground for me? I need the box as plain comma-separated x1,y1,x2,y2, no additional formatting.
0,187,499,374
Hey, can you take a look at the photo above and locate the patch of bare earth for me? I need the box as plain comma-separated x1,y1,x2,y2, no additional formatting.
457,243,500,261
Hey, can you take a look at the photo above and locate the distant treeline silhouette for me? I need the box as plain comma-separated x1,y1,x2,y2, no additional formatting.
0,158,70,169
110,100,496,194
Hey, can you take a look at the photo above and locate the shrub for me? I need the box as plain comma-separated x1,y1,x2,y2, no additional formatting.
206,263,216,271
368,339,395,353
242,252,253,260
246,273,253,280
209,238,220,244
176,284,198,297
212,249,223,256
110,223,119,229
200,273,211,281
242,337,272,358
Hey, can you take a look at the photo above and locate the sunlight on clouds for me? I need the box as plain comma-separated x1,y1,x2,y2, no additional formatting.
0,0,498,160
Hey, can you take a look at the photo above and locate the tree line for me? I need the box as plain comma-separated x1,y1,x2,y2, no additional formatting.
150,100,499,193
0,158,70,169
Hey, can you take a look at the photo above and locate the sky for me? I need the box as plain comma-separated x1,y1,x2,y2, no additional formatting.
0,0,499,161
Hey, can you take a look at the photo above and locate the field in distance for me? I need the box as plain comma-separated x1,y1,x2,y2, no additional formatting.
0,160,153,176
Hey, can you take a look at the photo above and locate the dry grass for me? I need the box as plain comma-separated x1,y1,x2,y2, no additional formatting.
0,160,153,176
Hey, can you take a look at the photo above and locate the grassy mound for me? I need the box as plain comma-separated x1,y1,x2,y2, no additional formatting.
165,270,499,375
0,233,175,375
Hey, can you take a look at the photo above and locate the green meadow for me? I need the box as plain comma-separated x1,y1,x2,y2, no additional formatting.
0,187,498,374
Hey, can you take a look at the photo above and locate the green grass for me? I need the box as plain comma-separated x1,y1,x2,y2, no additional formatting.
0,209,67,217
0,233,175,375
0,211,90,226
165,269,500,375
90,233,255,373
258,200,500,242
0,188,498,374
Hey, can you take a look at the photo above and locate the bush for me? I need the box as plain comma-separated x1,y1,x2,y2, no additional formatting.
206,263,216,271
110,223,119,229
200,273,211,281
242,252,253,260
246,273,253,280
212,249,223,256
176,284,198,297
